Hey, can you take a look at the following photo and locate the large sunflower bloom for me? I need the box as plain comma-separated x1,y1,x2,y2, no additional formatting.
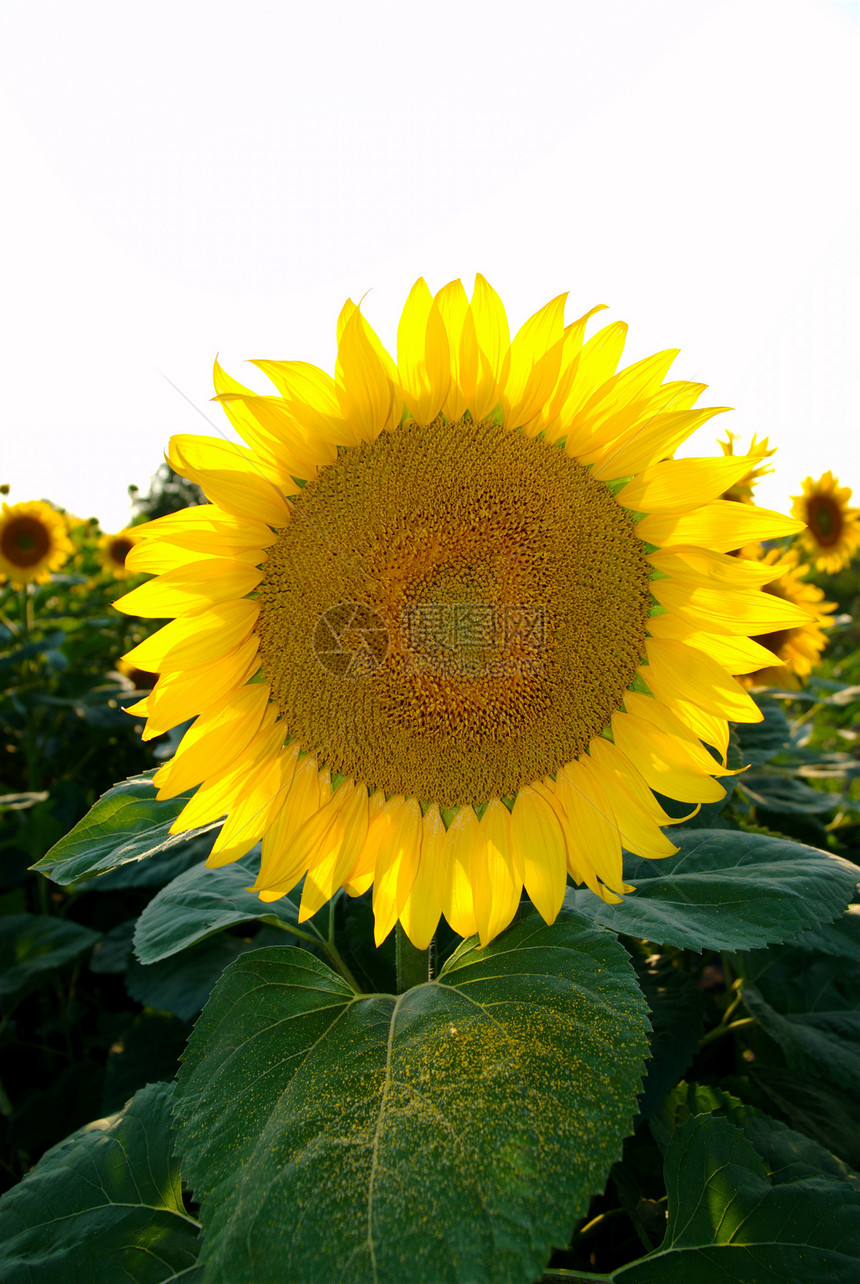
791,471,860,573
743,548,837,689
116,277,809,948
0,500,72,587
98,528,140,578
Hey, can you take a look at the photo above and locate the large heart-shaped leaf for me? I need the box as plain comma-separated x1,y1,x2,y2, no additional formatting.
173,907,650,1284
32,771,219,884
568,829,858,951
0,1082,200,1284
614,1111,860,1282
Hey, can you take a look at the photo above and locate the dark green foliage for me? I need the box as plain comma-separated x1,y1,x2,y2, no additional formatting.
0,1083,200,1283
174,910,650,1284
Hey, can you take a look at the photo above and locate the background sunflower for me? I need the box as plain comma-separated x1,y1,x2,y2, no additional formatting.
0,499,72,587
791,471,860,573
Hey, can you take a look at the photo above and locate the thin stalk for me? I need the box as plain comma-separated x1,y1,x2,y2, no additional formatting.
396,922,429,993
268,916,361,991
541,1271,615,1283
699,1015,756,1047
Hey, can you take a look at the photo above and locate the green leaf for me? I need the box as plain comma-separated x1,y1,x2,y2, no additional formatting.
615,1112,860,1282
735,699,792,766
127,928,287,1022
739,1067,860,1170
651,1079,858,1187
738,772,843,815
633,957,704,1120
567,829,858,951
736,908,860,1094
742,988,860,1094
133,854,325,964
0,914,100,1010
32,770,220,885
174,907,650,1284
102,1011,190,1114
0,1082,200,1284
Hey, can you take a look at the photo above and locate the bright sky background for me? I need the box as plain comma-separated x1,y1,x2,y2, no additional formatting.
1,0,857,532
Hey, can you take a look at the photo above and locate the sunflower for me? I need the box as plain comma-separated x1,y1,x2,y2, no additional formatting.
791,471,860,573
98,528,140,577
743,548,837,689
0,500,73,587
717,430,777,504
116,277,809,948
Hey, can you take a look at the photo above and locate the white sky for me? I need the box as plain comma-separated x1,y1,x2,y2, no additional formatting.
1,0,857,532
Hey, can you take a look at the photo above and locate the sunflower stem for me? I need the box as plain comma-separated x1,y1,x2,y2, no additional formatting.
395,923,429,993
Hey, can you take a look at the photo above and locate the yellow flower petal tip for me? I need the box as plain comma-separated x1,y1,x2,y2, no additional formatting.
117,277,806,948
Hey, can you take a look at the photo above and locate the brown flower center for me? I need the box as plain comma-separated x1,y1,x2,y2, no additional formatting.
1,516,51,568
807,494,842,547
256,416,652,806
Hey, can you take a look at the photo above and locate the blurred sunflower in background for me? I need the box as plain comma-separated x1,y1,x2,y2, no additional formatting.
115,276,809,947
742,547,837,689
791,471,860,573
0,499,73,587
98,528,140,577
718,430,777,505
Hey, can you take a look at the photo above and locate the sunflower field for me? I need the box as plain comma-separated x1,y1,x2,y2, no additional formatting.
1,283,859,1284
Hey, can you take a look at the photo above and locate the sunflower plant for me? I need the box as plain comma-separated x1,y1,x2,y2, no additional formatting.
3,280,859,1284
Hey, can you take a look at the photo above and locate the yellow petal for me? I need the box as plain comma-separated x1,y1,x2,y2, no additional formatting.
138,634,261,739
470,274,510,380
623,692,739,777
400,804,446,950
617,454,761,513
583,742,678,862
253,756,325,897
638,501,804,552
122,600,259,674
113,558,263,618
336,309,400,442
168,435,292,526
587,735,683,827
651,577,815,635
126,536,266,576
555,759,625,897
342,792,396,896
509,785,566,925
470,800,521,946
396,278,450,424
204,739,297,868
372,798,422,945
172,733,296,833
212,393,337,486
130,503,274,547
647,625,790,675
153,682,271,800
299,781,370,922
649,546,783,588
501,293,568,430
642,637,761,723
435,279,470,421
557,321,629,434
441,806,479,939
591,407,730,479
611,708,726,804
